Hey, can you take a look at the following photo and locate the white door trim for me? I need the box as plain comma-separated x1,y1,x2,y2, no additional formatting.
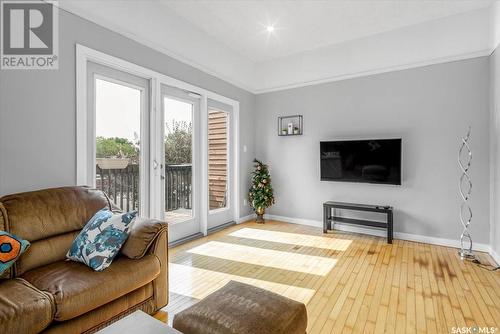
76,44,240,228
200,95,209,235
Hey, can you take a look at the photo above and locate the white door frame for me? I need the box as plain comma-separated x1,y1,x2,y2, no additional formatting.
76,44,240,235
161,89,201,242
84,62,151,216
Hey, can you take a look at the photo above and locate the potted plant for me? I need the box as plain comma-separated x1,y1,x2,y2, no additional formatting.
96,138,137,169
281,129,288,135
96,157,130,170
248,159,275,223
293,126,300,135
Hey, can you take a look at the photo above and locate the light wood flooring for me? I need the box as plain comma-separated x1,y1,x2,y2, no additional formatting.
161,220,500,333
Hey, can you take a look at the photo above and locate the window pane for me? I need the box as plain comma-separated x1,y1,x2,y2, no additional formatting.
164,97,193,223
95,78,141,211
208,110,228,210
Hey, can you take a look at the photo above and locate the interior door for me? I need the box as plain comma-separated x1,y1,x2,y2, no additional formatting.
207,99,235,230
161,85,202,242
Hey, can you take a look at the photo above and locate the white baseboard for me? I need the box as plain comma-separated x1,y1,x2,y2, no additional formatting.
264,214,491,253
264,214,321,228
236,214,255,224
490,249,500,266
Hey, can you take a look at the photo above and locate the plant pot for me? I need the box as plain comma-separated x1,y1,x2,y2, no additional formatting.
96,158,130,170
255,207,265,224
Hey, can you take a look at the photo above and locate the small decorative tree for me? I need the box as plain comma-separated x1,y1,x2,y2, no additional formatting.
248,159,275,223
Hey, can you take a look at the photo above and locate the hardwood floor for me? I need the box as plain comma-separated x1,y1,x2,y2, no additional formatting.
162,220,500,333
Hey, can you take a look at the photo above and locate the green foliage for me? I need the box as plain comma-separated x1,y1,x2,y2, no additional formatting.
248,159,275,211
96,137,138,162
165,120,192,164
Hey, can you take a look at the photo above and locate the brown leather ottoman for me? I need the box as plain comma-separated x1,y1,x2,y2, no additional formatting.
173,281,307,334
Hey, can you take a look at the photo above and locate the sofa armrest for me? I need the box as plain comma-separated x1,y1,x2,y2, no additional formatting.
150,224,168,310
121,218,168,259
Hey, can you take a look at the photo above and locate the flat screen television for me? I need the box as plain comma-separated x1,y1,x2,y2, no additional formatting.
320,138,402,185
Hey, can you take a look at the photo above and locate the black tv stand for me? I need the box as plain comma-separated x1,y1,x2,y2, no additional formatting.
323,201,394,244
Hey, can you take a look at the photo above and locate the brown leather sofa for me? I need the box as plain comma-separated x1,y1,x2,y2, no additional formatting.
0,186,169,334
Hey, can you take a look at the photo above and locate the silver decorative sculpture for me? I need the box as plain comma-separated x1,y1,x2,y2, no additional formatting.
458,126,475,260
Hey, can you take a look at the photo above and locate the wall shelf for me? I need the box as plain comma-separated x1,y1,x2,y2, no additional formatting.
278,115,303,136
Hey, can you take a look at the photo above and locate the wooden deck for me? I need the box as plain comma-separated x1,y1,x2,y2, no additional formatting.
165,209,192,224
162,220,500,333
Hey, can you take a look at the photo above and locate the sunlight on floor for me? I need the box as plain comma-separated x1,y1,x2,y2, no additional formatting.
169,263,316,304
229,227,352,251
187,241,338,275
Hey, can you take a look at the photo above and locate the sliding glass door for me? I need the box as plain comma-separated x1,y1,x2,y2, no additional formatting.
84,55,237,244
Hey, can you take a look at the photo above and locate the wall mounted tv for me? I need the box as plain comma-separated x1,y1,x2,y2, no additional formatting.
320,139,402,185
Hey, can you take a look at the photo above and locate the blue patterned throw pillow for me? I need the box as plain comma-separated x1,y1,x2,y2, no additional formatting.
0,231,30,276
67,208,137,271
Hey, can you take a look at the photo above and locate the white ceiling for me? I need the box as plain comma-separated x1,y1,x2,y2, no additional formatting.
59,0,496,93
161,0,493,63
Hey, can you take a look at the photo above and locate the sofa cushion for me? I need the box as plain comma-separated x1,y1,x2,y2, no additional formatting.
0,187,112,277
22,255,160,321
67,209,137,271
16,231,79,276
0,278,54,333
42,283,155,334
0,231,30,275
0,187,111,243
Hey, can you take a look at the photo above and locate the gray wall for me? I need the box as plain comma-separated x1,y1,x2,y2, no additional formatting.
490,50,500,258
0,9,255,217
255,57,491,244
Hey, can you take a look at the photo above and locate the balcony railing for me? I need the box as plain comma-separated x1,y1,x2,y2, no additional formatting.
96,163,192,212
165,164,192,211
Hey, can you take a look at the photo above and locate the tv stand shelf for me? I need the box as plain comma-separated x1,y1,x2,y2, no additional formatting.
323,201,394,244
